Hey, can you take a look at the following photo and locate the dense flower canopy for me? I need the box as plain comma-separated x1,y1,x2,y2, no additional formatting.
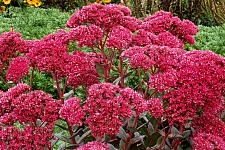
150,50,225,125
0,3,224,149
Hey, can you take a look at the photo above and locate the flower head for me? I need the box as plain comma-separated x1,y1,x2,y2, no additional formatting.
66,51,99,88
122,45,185,72
0,32,25,63
141,10,198,45
2,0,11,5
150,50,225,126
106,26,132,49
59,97,85,126
77,141,109,150
83,83,133,137
6,56,29,83
69,25,103,48
66,4,131,32
26,38,70,79
192,133,225,150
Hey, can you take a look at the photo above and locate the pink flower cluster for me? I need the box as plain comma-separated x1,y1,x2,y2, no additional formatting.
133,30,184,48
147,98,164,118
69,25,104,48
122,45,185,72
0,84,60,125
26,37,70,79
192,133,225,150
0,32,25,63
119,87,147,115
84,83,146,137
77,141,109,150
141,10,198,45
150,50,225,126
106,26,132,49
0,125,54,149
66,51,99,88
191,114,225,139
59,97,84,126
0,84,61,148
66,4,131,31
6,56,29,83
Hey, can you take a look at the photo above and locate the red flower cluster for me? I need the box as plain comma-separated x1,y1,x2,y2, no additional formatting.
191,114,225,139
0,125,54,149
119,87,147,115
69,25,104,47
66,4,131,31
192,133,225,150
141,11,198,45
66,51,99,88
6,56,29,83
150,50,225,126
84,83,143,137
122,45,185,72
0,84,60,148
59,97,84,126
26,31,71,79
147,98,164,118
106,25,132,49
0,83,30,125
77,141,109,150
0,32,25,63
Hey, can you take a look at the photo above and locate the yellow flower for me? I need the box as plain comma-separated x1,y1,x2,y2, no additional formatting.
26,0,42,7
26,0,35,5
34,1,41,7
102,0,111,3
96,0,101,3
2,0,11,5
0,6,6,13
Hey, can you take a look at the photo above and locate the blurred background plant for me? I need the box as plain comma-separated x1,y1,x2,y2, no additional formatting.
123,0,225,26
0,0,42,15
1,0,224,26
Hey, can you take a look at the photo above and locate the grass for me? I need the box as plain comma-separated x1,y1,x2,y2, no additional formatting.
188,25,225,56
0,6,72,39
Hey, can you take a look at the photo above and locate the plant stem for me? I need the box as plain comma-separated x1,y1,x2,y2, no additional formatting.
118,49,124,87
51,73,63,103
29,67,34,89
159,127,171,150
123,115,139,150
0,76,10,89
67,121,77,145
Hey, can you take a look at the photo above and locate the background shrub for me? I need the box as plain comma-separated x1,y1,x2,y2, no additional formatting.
0,6,71,39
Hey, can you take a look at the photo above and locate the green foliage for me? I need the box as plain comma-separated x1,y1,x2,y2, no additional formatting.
0,6,71,39
187,24,225,56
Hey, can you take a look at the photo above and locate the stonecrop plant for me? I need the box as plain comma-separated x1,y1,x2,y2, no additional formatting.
0,3,224,150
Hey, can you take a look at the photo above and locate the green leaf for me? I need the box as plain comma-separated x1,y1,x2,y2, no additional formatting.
95,62,104,76
130,132,145,145
156,136,164,145
147,122,155,135
117,127,128,140
119,139,125,150
63,90,74,100
77,130,91,144
182,130,191,138
108,144,118,150
54,132,71,143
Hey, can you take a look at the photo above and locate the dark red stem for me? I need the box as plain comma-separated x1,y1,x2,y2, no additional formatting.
0,76,10,89
29,67,34,89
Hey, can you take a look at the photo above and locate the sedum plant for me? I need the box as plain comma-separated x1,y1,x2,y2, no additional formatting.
0,3,224,150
